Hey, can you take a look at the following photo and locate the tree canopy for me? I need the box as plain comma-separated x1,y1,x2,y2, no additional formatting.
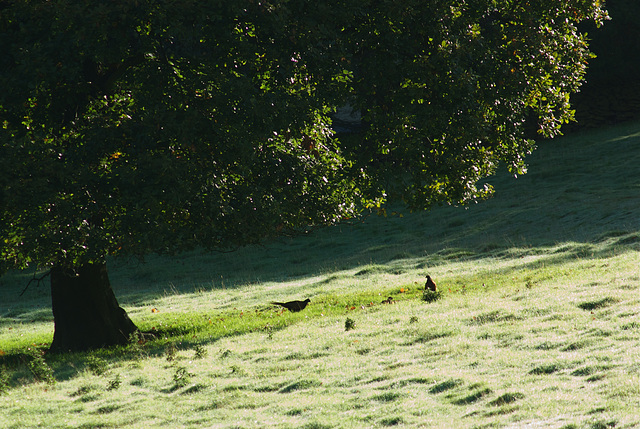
1,0,607,272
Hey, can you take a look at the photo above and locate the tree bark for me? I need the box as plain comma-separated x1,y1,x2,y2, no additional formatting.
49,262,138,353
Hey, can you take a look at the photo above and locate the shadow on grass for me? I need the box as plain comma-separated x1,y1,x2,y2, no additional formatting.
103,229,637,309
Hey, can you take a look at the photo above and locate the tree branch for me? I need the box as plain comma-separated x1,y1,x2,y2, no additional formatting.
20,270,51,297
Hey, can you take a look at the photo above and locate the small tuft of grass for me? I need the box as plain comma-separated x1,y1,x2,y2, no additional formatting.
588,419,619,429
422,290,442,303
254,382,286,393
130,377,145,386
96,404,120,414
355,347,371,355
406,328,455,345
620,321,640,330
535,341,560,350
106,374,121,391
488,392,525,407
193,345,207,359
345,317,356,331
586,374,607,383
70,385,94,398
529,363,562,375
469,310,521,325
279,379,322,393
451,387,492,405
389,377,431,388
562,340,592,351
571,365,611,377
577,297,619,311
172,365,193,388
372,391,402,402
380,416,404,426
229,365,245,376
429,379,463,394
181,383,207,395
300,423,333,429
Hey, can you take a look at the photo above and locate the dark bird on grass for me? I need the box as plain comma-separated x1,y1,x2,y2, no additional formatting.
271,298,311,312
425,275,437,292
381,296,394,304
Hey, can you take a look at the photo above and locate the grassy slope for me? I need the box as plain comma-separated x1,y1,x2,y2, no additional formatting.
0,122,639,428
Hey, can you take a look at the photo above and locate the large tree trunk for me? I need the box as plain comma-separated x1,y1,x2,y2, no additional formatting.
49,262,138,353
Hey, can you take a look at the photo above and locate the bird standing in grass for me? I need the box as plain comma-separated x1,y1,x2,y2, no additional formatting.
271,298,311,312
425,275,437,292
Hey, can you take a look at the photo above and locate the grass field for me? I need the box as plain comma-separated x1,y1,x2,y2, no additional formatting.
1,122,639,428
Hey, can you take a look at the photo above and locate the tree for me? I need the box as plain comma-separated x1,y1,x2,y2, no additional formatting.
0,0,606,352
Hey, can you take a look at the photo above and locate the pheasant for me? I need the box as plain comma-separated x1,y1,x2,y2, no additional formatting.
425,275,437,292
271,298,311,312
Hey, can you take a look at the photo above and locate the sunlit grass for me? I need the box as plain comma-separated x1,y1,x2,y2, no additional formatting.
1,249,638,428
